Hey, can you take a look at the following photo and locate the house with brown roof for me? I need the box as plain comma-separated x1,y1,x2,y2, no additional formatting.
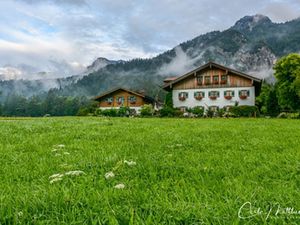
94,87,156,113
163,62,262,111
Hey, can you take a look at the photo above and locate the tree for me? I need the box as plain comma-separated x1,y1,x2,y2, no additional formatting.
274,53,300,110
266,88,280,116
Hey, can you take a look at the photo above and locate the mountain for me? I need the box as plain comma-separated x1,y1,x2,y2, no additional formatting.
84,57,124,75
1,14,300,100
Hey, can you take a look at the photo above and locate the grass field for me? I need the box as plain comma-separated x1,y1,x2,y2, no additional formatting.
0,117,300,224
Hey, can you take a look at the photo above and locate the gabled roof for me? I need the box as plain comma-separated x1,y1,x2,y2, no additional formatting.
163,62,262,90
93,87,146,101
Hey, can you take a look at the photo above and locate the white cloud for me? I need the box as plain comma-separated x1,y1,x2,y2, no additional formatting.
0,0,298,79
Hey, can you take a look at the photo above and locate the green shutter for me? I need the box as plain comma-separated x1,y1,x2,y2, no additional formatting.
232,91,235,97
217,91,220,97
208,91,211,97
247,90,250,96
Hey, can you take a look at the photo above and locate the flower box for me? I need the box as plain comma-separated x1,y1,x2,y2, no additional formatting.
195,96,203,101
209,96,217,100
239,95,247,100
224,95,232,100
221,80,227,84
179,97,186,101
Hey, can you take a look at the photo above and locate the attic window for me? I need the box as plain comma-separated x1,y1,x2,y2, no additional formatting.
204,76,211,85
221,75,227,84
117,96,125,105
213,75,219,84
197,76,203,85
106,97,113,104
128,96,137,104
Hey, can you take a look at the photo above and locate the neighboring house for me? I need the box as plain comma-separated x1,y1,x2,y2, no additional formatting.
94,87,156,113
163,62,262,111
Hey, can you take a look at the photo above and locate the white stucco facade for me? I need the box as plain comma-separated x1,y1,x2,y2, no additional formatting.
172,86,255,110
99,106,142,113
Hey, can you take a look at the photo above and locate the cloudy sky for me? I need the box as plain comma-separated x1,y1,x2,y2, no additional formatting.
0,0,299,79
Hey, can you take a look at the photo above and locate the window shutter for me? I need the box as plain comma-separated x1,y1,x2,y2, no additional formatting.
185,92,188,98
224,91,226,96
202,92,205,97
232,91,235,97
208,91,211,97
217,91,220,97
238,90,241,96
247,90,250,96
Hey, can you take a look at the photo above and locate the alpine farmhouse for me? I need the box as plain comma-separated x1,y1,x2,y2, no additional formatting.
163,62,262,111
94,87,156,113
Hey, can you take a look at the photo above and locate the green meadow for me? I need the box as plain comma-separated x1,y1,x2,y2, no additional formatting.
0,117,300,224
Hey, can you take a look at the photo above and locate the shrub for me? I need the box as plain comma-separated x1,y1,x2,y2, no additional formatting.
205,108,214,118
229,106,258,117
101,109,118,117
159,106,176,117
140,104,154,117
191,106,204,117
118,107,130,117
76,107,90,116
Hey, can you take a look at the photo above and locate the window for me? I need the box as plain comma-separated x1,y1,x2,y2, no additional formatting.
209,106,219,112
117,96,125,104
224,90,234,100
213,75,219,84
221,75,227,84
105,97,113,104
197,76,203,85
178,92,188,101
204,76,211,85
194,91,205,100
128,96,137,103
208,91,220,99
239,90,250,99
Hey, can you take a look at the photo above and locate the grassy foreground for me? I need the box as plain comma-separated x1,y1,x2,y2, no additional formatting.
0,117,300,224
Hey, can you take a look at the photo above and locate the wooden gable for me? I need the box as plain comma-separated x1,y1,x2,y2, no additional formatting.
94,88,153,107
163,62,261,91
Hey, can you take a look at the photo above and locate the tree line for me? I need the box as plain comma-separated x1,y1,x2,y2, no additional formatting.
0,89,96,117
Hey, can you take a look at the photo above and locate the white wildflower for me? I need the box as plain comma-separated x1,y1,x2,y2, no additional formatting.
54,153,61,157
17,211,23,217
51,149,58,152
49,173,64,179
176,144,183,147
63,152,70,155
114,183,125,189
124,160,136,166
64,170,85,176
50,177,63,184
57,144,65,148
104,171,115,179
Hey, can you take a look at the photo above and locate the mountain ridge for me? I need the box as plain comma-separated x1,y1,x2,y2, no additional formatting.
1,14,300,100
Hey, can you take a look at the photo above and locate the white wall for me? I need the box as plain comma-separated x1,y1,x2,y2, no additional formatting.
99,106,142,113
172,87,255,109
